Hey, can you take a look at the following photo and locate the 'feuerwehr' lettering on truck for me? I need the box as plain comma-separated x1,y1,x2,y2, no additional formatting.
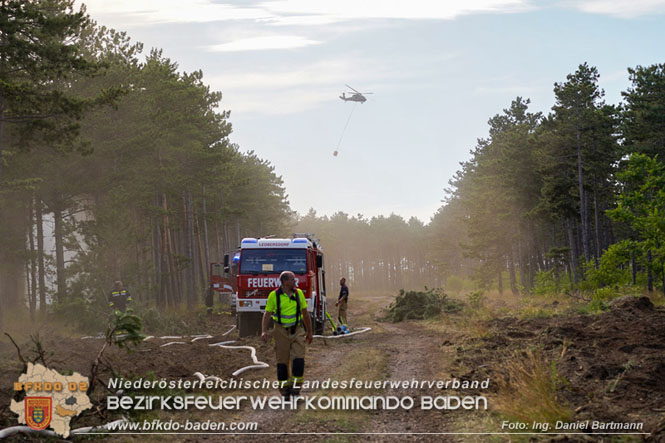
246,278,300,288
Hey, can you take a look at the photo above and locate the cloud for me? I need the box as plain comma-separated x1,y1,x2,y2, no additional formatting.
566,0,665,18
472,84,537,96
219,89,333,115
208,59,357,89
260,0,533,23
79,0,269,25
79,0,534,27
207,35,321,52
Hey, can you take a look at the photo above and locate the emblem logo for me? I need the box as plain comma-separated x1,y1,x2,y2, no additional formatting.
25,397,52,431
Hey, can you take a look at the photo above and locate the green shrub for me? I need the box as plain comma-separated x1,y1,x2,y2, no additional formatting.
50,296,108,334
584,240,637,289
385,288,463,322
466,290,485,308
533,269,570,296
578,287,623,314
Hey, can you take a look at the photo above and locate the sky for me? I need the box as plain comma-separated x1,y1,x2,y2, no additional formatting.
76,0,665,224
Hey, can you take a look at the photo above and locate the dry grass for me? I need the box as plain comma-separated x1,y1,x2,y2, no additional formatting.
478,290,522,311
286,346,389,432
344,290,394,333
493,349,572,427
326,347,389,393
446,412,508,443
1,307,82,340
651,292,665,307
458,314,492,339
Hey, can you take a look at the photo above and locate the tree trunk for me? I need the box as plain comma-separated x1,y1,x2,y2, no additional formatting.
195,211,206,292
24,260,32,317
153,215,164,309
151,197,160,304
27,197,37,320
509,249,519,295
202,186,211,282
171,227,182,305
576,128,590,263
518,236,527,291
0,95,4,188
593,181,601,268
214,221,221,262
185,192,195,309
36,198,46,314
647,250,653,293
567,218,579,285
224,221,229,254
497,265,503,295
53,203,66,301
161,194,178,306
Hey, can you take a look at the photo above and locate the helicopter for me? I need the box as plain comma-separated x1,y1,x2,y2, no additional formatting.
339,84,373,103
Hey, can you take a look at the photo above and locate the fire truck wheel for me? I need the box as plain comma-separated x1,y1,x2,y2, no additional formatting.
311,313,324,335
238,312,262,337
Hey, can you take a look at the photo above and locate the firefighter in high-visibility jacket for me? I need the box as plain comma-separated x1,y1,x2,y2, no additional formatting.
108,280,132,312
261,271,313,399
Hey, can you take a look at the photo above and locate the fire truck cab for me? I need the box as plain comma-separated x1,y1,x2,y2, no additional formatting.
230,234,327,337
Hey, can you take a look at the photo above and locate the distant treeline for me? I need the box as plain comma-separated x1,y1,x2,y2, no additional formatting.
298,62,665,296
295,211,440,292
0,1,291,324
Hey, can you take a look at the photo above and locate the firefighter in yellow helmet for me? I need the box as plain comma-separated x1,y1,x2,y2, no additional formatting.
261,271,313,399
108,280,132,311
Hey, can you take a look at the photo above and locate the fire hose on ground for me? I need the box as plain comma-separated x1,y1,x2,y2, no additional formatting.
3,323,371,438
83,320,369,376
313,327,372,338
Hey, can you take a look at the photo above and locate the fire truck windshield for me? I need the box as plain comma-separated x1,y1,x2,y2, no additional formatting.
239,249,307,275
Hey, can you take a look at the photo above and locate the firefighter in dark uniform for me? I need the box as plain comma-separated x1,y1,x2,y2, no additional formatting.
108,280,132,311
336,277,349,326
261,271,313,398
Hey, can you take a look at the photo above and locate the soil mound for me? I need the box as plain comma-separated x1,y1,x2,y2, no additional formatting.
609,295,655,312
455,296,665,438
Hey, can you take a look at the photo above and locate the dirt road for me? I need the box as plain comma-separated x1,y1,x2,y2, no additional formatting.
230,291,463,441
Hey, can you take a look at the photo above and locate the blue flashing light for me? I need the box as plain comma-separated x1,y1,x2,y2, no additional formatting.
232,253,240,262
292,238,308,243
241,238,258,244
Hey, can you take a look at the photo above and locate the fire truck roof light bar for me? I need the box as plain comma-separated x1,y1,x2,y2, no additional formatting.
240,237,314,249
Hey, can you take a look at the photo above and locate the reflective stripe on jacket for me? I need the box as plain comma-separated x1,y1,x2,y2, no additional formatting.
266,288,307,327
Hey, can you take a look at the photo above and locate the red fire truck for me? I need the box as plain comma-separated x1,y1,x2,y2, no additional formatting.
221,234,328,337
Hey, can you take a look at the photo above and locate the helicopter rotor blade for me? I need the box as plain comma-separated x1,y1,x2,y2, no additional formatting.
345,84,361,94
